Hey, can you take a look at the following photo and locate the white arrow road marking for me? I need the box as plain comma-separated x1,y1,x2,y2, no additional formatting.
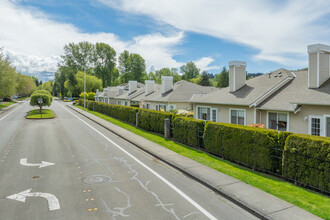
7,188,60,211
20,158,55,168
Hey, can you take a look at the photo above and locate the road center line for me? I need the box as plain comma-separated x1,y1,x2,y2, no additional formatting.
59,103,217,220
0,104,23,121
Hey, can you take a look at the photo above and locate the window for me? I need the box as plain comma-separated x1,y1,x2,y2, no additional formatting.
212,108,217,122
125,101,128,106
117,100,122,105
146,103,150,109
198,107,210,120
311,118,321,136
169,104,176,110
230,109,245,125
156,104,167,111
268,112,288,131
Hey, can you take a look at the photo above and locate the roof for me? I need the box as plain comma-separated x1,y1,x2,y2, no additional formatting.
114,85,145,100
132,80,215,103
258,70,330,111
95,82,145,99
191,68,295,106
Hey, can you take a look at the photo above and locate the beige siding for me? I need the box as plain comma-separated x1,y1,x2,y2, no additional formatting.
319,53,330,86
193,103,255,125
259,105,330,135
309,53,318,88
229,66,235,91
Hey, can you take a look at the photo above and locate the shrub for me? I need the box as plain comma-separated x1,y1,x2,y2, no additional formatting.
203,122,279,172
138,109,174,134
282,134,330,192
30,90,53,112
173,117,205,147
87,92,95,100
86,101,138,124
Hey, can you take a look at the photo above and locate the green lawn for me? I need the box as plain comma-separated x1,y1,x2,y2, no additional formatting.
27,109,55,119
76,105,330,219
0,101,15,109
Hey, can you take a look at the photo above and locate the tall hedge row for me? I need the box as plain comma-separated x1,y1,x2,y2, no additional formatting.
86,101,139,124
77,100,329,193
173,117,205,147
282,134,330,192
203,122,280,172
138,109,174,134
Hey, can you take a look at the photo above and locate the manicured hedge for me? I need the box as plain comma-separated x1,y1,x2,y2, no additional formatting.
85,101,138,124
203,122,280,172
173,117,205,147
282,134,330,192
138,109,174,134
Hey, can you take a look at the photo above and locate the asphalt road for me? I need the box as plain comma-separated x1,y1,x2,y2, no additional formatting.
0,100,258,220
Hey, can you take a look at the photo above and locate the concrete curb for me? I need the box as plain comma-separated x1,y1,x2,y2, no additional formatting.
67,104,322,220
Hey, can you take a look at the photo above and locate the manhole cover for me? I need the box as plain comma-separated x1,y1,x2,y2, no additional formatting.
83,175,111,185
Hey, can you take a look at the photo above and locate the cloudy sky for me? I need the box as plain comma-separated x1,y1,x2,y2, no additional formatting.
1,0,330,81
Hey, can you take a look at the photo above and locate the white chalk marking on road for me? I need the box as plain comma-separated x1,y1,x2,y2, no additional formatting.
0,105,23,121
7,188,60,211
59,102,217,220
20,158,55,168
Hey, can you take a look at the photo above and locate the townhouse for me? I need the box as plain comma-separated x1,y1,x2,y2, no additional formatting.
191,44,330,137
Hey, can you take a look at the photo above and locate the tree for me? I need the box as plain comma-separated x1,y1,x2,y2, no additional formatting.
16,75,37,97
118,50,130,83
94,43,116,87
65,71,102,96
154,68,182,83
180,61,200,80
127,53,146,82
216,67,229,88
36,81,54,94
0,49,18,97
30,90,53,114
198,71,211,86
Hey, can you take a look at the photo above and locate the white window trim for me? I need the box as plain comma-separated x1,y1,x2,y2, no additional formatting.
229,108,246,125
155,104,167,111
117,100,122,105
266,111,290,132
308,115,324,136
196,105,215,121
211,108,218,122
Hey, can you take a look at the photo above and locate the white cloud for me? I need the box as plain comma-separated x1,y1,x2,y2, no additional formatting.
98,0,330,65
194,57,221,72
1,0,218,80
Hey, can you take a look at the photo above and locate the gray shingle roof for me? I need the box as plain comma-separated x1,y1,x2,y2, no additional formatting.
258,70,330,111
132,80,215,103
191,68,294,106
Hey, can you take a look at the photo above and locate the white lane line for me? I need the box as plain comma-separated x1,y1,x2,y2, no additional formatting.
0,105,23,121
58,103,217,220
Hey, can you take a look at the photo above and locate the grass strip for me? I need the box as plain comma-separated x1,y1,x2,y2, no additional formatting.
27,109,55,119
76,105,330,219
0,101,15,109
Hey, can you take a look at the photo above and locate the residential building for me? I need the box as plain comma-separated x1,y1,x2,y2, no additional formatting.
132,76,215,111
192,44,330,137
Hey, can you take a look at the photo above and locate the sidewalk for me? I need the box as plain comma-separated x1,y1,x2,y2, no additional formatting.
68,104,321,220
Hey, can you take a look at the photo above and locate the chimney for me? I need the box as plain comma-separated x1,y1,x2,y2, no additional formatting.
96,89,99,93
307,44,330,88
103,87,108,92
117,86,124,96
229,61,247,92
161,76,173,94
128,81,137,94
145,80,155,95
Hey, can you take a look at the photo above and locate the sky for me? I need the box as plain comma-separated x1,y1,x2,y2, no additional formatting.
1,0,330,82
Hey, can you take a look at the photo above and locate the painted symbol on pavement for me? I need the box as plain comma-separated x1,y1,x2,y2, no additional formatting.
7,188,60,211
20,158,55,168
